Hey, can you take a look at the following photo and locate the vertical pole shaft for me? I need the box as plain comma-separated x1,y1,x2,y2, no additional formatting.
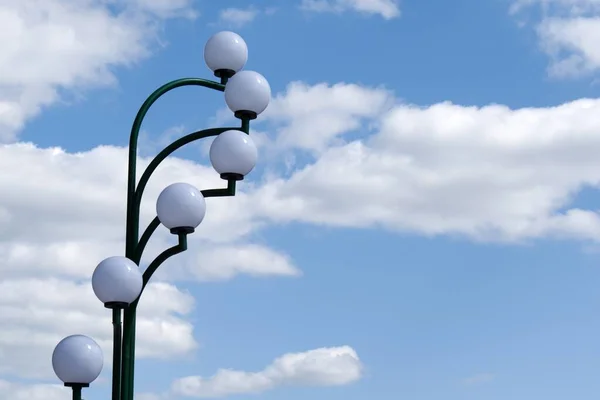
72,386,82,400
119,79,226,400
121,307,138,400
121,196,136,400
241,118,250,134
127,311,137,400
120,315,130,400
122,106,141,400
112,308,122,400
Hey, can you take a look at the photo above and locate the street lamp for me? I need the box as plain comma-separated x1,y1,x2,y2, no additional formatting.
51,31,271,400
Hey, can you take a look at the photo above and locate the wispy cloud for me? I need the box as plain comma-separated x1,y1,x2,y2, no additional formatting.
218,7,260,27
300,0,400,19
138,125,186,157
172,346,362,398
462,373,496,386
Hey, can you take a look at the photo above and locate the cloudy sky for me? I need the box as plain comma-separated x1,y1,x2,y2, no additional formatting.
1,0,600,399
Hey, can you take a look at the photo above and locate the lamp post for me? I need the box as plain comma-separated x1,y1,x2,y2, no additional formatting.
50,31,271,400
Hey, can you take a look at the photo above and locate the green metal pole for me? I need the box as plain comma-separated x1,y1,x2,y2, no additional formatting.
241,117,250,134
71,386,82,400
119,78,225,400
112,308,122,400
123,309,137,400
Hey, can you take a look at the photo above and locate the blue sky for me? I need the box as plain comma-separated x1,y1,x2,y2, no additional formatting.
2,0,600,400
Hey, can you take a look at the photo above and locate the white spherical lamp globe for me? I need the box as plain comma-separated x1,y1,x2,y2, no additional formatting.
224,70,271,119
52,335,103,385
92,256,143,307
156,183,206,233
204,31,248,76
210,130,258,180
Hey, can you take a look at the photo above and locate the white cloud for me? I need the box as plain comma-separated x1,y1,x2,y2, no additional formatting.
0,142,299,382
6,78,600,394
0,277,195,379
218,7,259,27
171,346,363,397
250,82,600,243
0,0,196,142
511,0,600,15
132,0,198,18
511,0,600,76
6,2,600,393
537,16,600,77
0,142,293,267
0,380,68,400
139,125,188,157
137,393,168,400
176,243,301,281
462,373,495,386
300,0,400,19
263,82,393,152
0,0,212,391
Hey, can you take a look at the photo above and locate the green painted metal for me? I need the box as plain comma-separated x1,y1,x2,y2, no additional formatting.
133,127,238,212
133,217,161,264
137,232,188,303
72,386,82,400
114,77,249,400
112,308,122,400
241,118,250,134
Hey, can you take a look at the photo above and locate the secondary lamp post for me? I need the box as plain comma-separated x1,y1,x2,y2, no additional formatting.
50,31,271,400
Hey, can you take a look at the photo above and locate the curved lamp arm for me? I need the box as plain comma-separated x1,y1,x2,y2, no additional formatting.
129,232,188,309
131,125,246,264
118,78,250,400
133,217,160,264
133,176,237,263
119,78,252,400
132,126,245,237
55,30,271,400
125,78,226,261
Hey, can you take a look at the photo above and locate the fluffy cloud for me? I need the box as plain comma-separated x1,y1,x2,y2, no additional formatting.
132,0,198,18
0,142,298,384
511,0,600,14
218,7,260,27
0,278,195,379
511,0,600,76
171,346,363,397
300,0,400,19
0,0,214,394
536,15,600,77
0,0,197,142
462,373,496,386
5,78,600,395
0,380,68,400
6,77,597,378
250,82,600,242
175,244,301,281
6,2,600,396
263,82,393,152
0,143,296,271
137,394,167,400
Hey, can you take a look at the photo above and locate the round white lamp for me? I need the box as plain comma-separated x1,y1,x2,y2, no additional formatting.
52,335,103,387
92,256,143,308
204,31,248,79
210,130,258,180
224,70,271,120
156,183,206,234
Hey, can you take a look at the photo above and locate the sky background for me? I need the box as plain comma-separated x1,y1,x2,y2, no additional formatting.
1,0,600,399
